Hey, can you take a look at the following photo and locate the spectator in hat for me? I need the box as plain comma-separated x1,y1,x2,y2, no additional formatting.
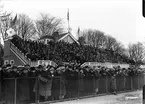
110,74,117,95
94,67,100,94
78,68,85,96
33,65,52,101
64,65,75,98
51,66,62,100
56,66,66,99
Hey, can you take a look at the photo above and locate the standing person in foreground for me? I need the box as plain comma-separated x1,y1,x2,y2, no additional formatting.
110,74,117,95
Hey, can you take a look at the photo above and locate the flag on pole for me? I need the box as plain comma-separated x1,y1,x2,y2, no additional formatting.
77,27,80,40
10,14,17,27
67,9,69,21
77,27,80,35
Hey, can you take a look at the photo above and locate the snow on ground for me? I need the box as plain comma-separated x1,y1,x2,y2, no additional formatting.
51,90,142,104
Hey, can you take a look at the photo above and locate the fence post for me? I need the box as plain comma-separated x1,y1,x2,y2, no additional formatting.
131,76,133,90
35,78,39,104
143,85,145,104
137,75,139,90
122,76,126,91
35,78,37,103
14,78,17,104
78,73,79,99
59,77,61,100
144,73,145,85
106,76,108,94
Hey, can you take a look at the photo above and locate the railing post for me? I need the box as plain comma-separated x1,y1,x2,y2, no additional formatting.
123,76,126,91
78,72,80,99
35,78,39,104
143,85,145,104
131,76,133,90
137,75,139,89
14,78,17,104
59,77,61,100
143,73,145,85
106,76,108,94
35,78,37,103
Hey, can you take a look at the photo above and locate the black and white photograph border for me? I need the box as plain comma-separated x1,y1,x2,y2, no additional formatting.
0,0,144,104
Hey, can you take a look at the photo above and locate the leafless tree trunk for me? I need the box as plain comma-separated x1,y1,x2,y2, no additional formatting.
0,3,11,66
113,42,125,54
80,29,126,55
128,42,145,63
81,29,106,48
104,35,117,50
0,12,12,39
35,13,64,37
17,14,35,40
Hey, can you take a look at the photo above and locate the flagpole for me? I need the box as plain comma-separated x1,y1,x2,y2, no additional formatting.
67,8,70,33
78,27,80,37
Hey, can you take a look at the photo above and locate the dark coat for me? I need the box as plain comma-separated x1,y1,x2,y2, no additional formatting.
110,76,117,91
78,72,85,91
51,72,61,98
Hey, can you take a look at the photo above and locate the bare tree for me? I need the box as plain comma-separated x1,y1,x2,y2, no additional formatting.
35,13,64,37
128,42,145,63
104,35,126,55
81,29,106,48
17,14,35,39
80,29,126,55
0,43,4,66
0,3,11,66
104,35,117,50
93,30,106,48
0,12,12,39
113,41,125,54
78,36,86,45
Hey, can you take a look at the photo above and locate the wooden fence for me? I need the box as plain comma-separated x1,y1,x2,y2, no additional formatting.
0,74,145,104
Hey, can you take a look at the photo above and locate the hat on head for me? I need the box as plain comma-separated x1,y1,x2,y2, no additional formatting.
25,64,30,69
30,67,35,71
49,67,55,71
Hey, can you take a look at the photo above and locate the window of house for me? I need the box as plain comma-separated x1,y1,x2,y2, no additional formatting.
4,60,9,65
10,60,14,65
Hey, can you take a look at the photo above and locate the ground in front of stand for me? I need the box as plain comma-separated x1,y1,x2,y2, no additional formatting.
52,90,142,104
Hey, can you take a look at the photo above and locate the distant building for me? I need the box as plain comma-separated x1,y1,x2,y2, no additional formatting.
39,32,79,44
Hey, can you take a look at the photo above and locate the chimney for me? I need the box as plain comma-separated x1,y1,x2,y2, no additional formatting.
53,32,59,41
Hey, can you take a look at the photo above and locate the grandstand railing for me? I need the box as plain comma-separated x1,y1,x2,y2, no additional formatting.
0,74,144,104
10,42,38,67
82,62,130,68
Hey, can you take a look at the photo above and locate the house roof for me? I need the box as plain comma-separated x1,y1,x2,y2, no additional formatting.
39,32,79,44
55,33,68,40
58,32,79,44
39,32,67,41
39,35,54,40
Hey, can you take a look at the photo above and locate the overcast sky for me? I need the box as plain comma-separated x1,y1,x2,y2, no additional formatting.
1,0,145,48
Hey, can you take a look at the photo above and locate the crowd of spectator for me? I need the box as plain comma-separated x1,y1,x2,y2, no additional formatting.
2,63,144,78
1,63,144,101
11,35,134,64
0,35,143,103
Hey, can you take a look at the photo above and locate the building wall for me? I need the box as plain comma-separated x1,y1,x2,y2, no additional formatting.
4,50,25,66
4,40,25,66
4,40,11,58
62,35,74,43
